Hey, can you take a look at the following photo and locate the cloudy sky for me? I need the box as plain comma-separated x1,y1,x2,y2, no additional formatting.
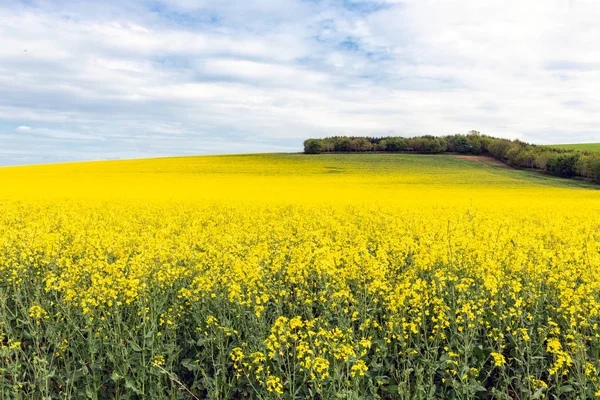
0,0,598,165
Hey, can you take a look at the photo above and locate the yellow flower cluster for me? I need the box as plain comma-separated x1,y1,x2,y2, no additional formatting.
350,360,368,377
266,375,284,395
28,305,48,321
490,352,506,367
546,338,573,375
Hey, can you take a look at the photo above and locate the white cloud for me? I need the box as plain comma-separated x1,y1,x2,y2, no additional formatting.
1,0,600,165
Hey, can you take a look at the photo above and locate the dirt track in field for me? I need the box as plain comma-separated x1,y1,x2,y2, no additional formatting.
456,155,512,169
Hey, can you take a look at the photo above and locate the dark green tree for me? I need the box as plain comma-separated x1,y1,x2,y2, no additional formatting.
334,137,352,152
454,135,472,153
303,139,323,154
546,153,579,177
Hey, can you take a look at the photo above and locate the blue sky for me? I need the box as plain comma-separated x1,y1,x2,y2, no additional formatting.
1,0,599,165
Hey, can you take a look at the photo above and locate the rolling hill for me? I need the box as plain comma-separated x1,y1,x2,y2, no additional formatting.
548,143,600,152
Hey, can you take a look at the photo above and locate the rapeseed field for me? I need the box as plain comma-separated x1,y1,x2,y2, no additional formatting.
1,154,600,398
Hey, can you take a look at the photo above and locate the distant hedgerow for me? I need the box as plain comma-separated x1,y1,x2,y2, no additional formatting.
304,131,600,183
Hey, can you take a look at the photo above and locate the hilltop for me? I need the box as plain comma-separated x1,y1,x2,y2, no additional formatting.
548,143,600,152
304,134,600,184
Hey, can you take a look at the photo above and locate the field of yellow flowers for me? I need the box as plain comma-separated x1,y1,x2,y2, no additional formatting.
2,153,600,399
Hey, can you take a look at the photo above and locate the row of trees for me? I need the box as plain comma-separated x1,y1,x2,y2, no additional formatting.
304,132,494,155
304,135,467,154
303,132,600,183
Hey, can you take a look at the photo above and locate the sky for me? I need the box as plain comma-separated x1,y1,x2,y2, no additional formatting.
1,0,599,165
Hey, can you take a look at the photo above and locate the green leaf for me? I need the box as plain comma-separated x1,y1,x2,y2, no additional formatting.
559,385,574,393
85,386,95,399
385,385,399,394
111,371,122,382
129,341,142,352
72,366,89,381
531,388,546,399
125,378,142,395
470,381,487,393
181,358,199,371
473,345,486,362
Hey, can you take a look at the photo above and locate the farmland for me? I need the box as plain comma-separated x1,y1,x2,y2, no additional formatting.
2,153,600,398
548,143,600,153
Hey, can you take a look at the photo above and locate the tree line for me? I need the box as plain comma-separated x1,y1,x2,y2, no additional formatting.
303,132,600,183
